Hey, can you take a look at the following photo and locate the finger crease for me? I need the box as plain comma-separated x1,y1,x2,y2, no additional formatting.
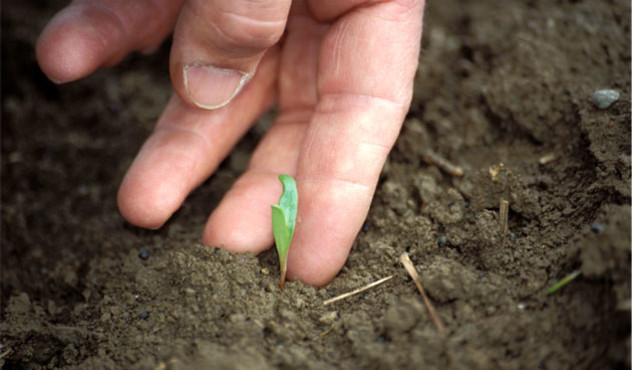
157,125,212,153
88,2,130,39
320,92,407,110
300,175,372,194
223,10,287,28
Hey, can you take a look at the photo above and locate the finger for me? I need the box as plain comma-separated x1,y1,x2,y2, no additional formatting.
288,0,425,286
203,3,325,252
170,0,291,110
36,0,185,83
117,49,278,229
202,112,308,252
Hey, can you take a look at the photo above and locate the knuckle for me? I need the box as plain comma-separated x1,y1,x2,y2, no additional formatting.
216,11,285,50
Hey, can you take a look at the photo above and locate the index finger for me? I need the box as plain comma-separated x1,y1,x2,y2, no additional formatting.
287,0,425,285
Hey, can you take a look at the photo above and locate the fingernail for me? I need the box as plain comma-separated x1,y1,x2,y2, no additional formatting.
183,64,251,110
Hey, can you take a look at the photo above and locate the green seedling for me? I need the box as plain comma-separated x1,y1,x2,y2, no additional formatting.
271,174,298,290
547,270,582,295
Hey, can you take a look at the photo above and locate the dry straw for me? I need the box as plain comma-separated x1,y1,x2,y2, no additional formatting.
400,252,445,333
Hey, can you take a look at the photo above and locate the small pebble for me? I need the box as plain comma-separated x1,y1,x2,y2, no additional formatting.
510,233,517,240
229,313,246,323
517,303,526,311
260,268,269,276
590,223,605,233
590,89,619,109
318,311,338,325
437,236,447,246
139,311,149,319
362,222,370,232
138,249,149,260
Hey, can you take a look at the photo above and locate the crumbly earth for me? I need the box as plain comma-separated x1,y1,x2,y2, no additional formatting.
2,1,630,369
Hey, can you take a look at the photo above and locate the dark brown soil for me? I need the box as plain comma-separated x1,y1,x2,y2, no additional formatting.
2,1,630,369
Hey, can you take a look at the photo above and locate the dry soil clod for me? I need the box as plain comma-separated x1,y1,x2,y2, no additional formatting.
399,253,446,333
323,275,394,305
421,149,464,177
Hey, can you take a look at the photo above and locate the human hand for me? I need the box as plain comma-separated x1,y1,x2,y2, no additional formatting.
37,0,425,286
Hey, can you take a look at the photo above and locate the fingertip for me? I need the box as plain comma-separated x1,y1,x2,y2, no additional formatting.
285,230,350,286
202,185,275,254
36,15,109,83
202,215,271,254
286,259,341,287
117,174,177,230
168,0,289,111
284,180,371,287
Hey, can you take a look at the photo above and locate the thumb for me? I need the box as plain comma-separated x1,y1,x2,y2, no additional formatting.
170,0,291,110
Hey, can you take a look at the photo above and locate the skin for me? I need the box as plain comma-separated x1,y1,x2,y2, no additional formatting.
36,0,425,286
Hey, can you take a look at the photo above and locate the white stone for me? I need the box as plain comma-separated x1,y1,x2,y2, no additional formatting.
590,89,620,109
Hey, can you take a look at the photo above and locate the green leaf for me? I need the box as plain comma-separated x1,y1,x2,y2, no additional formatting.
277,174,298,241
271,204,290,264
271,174,298,290
547,270,581,295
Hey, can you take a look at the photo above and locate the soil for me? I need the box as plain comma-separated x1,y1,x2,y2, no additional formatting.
1,1,630,369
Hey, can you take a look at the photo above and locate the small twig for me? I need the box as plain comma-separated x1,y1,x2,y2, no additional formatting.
0,348,11,359
421,149,464,177
538,153,556,166
547,270,582,294
499,199,509,247
400,253,445,333
499,200,509,234
52,325,105,338
319,325,335,337
323,275,393,305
